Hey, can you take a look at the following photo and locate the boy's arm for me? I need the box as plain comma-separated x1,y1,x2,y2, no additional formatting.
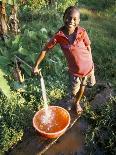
33,48,49,74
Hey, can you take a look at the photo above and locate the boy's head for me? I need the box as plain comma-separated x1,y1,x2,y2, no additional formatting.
63,6,80,30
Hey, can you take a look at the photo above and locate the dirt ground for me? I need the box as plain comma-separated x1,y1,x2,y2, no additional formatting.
8,83,114,155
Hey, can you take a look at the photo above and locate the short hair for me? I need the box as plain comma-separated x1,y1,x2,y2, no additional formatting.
63,6,80,20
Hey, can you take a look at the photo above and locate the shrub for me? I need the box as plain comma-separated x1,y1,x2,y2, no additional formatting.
79,0,116,10
29,0,47,10
57,0,78,12
84,97,116,154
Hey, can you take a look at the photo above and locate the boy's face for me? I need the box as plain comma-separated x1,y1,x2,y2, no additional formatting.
64,9,80,30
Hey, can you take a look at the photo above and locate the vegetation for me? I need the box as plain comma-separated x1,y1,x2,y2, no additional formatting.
84,97,116,155
79,0,116,10
0,0,116,154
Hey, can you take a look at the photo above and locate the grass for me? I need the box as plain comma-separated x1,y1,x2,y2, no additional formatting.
80,13,116,85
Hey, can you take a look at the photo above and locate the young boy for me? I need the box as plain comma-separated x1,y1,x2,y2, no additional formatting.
33,6,96,114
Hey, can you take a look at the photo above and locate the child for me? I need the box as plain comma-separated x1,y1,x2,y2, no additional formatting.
33,6,96,115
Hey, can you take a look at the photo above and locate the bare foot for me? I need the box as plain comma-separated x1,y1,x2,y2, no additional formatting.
76,103,83,115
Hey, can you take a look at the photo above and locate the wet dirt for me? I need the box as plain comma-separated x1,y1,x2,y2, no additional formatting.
44,118,88,155
8,118,88,155
8,84,113,155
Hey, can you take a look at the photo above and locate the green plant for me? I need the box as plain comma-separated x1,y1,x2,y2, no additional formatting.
84,97,116,154
57,0,78,12
0,92,37,152
0,69,11,98
79,0,116,10
28,0,47,10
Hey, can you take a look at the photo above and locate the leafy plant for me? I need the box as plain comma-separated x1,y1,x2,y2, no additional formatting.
28,0,47,10
79,0,116,10
57,0,78,12
0,69,11,98
84,97,116,155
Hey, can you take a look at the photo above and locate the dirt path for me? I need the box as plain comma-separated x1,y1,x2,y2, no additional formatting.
8,83,114,155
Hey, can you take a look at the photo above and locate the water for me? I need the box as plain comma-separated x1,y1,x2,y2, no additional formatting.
40,76,54,130
37,107,69,133
39,109,55,131
44,119,87,155
40,109,54,125
39,76,70,133
40,76,48,110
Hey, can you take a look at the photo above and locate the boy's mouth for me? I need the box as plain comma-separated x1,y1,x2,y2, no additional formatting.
69,23,74,25
67,23,75,27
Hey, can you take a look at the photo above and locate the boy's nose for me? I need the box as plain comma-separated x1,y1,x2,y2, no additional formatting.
69,18,74,23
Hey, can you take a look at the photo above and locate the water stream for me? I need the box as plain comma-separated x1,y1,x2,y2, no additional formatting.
40,75,48,110
40,76,54,129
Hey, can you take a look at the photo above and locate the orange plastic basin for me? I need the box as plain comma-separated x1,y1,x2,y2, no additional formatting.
33,106,71,138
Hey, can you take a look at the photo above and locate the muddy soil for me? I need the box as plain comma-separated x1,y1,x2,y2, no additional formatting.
8,84,114,155
44,118,88,155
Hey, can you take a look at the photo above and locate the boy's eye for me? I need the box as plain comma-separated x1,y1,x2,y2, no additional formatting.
67,17,71,20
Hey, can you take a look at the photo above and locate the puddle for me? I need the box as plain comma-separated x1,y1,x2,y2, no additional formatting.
44,118,88,155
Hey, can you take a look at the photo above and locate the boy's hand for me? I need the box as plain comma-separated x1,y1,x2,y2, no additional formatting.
32,66,41,76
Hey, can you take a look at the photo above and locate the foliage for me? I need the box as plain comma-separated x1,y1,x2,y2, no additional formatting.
26,0,78,13
83,97,116,155
79,0,116,10
101,5,116,18
81,15,116,85
0,69,11,99
28,0,47,10
57,0,78,12
0,92,36,152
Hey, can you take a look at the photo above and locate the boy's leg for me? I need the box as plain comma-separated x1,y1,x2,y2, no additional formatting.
75,85,86,114
88,67,96,87
70,76,87,114
75,77,87,114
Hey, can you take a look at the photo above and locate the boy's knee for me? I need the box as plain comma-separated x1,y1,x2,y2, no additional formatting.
72,86,80,96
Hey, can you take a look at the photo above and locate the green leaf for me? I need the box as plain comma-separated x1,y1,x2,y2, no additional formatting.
28,30,38,40
21,64,31,76
0,56,11,67
0,48,9,58
0,69,11,99
18,46,28,56
12,35,20,49
40,28,47,34
13,81,25,92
